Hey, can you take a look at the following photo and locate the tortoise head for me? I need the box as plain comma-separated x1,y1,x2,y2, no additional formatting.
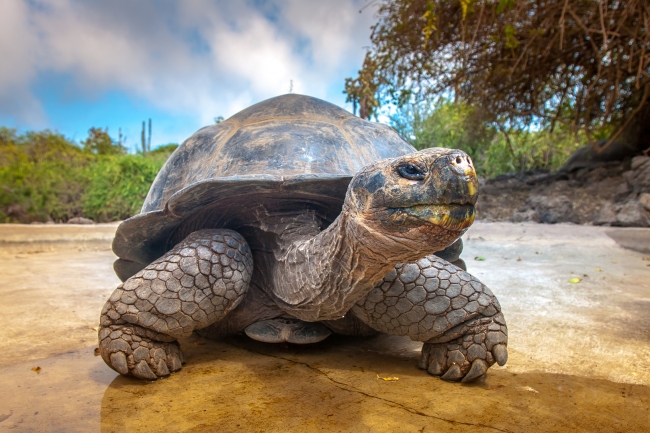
345,148,478,254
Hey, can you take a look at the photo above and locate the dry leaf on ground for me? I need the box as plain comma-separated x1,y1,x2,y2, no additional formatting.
376,374,399,381
520,386,539,394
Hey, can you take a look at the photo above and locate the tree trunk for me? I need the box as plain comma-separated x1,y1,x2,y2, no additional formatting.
359,96,368,120
621,105,650,156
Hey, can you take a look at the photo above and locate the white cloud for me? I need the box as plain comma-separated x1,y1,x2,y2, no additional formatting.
0,0,376,128
0,1,47,125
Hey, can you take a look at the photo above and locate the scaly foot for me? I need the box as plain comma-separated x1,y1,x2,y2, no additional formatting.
99,325,185,380
418,312,508,382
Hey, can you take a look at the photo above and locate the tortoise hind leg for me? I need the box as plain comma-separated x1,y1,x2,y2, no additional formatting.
244,318,332,344
98,229,253,380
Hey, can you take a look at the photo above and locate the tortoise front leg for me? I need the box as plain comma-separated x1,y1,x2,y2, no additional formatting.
99,229,253,380
351,255,508,382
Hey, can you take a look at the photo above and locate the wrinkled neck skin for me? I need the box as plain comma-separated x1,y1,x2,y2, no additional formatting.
269,205,461,322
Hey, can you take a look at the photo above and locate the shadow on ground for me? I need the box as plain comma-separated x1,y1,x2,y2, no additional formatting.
1,333,646,432
98,334,648,433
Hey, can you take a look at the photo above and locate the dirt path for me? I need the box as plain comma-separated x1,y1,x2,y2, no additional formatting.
0,223,648,432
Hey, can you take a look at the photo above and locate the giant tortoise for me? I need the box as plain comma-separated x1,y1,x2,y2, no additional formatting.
99,94,508,383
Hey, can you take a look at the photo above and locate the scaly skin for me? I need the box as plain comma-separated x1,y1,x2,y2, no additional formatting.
99,229,253,379
100,148,508,382
352,255,508,382
267,149,477,322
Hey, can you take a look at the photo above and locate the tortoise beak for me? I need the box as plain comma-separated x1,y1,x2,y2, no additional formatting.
398,150,477,231
402,203,475,231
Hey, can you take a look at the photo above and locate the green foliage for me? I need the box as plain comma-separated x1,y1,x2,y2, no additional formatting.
82,127,126,155
390,101,584,177
0,127,169,223
503,24,519,49
496,0,515,14
344,54,382,119
390,100,494,157
347,0,650,151
0,127,89,222
149,143,179,155
477,128,584,178
82,155,162,222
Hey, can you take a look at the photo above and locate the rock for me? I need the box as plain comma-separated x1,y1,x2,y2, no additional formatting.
511,209,540,223
631,155,650,171
616,201,649,227
593,202,621,226
629,156,650,194
622,170,635,187
614,181,633,201
522,195,579,224
611,156,650,206
639,193,650,211
67,217,94,225
582,166,609,183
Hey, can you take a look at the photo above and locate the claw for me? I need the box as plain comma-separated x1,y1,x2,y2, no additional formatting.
441,363,464,381
493,344,508,366
167,353,182,372
427,358,444,375
418,350,430,370
133,360,158,380
156,359,170,376
461,359,488,383
109,352,129,375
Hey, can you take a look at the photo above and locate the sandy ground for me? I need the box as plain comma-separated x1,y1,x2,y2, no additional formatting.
0,222,648,432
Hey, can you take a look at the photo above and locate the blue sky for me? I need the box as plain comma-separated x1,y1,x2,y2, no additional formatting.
0,0,376,152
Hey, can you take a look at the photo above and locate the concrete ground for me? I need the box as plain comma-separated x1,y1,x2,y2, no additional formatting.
0,222,648,432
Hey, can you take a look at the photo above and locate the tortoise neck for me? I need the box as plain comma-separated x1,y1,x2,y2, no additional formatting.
270,208,400,321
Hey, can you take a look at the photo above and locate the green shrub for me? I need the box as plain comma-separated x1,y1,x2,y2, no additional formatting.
0,128,91,222
390,100,585,178
478,128,585,178
0,127,173,223
82,155,164,222
82,127,127,155
149,143,179,155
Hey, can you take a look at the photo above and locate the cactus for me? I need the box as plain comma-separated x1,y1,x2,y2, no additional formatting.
141,121,146,154
140,119,153,153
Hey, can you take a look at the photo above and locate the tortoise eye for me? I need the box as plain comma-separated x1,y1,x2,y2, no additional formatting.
396,163,425,180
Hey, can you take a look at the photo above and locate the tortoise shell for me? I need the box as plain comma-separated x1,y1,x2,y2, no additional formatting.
113,94,416,277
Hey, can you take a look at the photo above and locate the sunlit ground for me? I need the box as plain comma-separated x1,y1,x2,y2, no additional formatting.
0,222,648,432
